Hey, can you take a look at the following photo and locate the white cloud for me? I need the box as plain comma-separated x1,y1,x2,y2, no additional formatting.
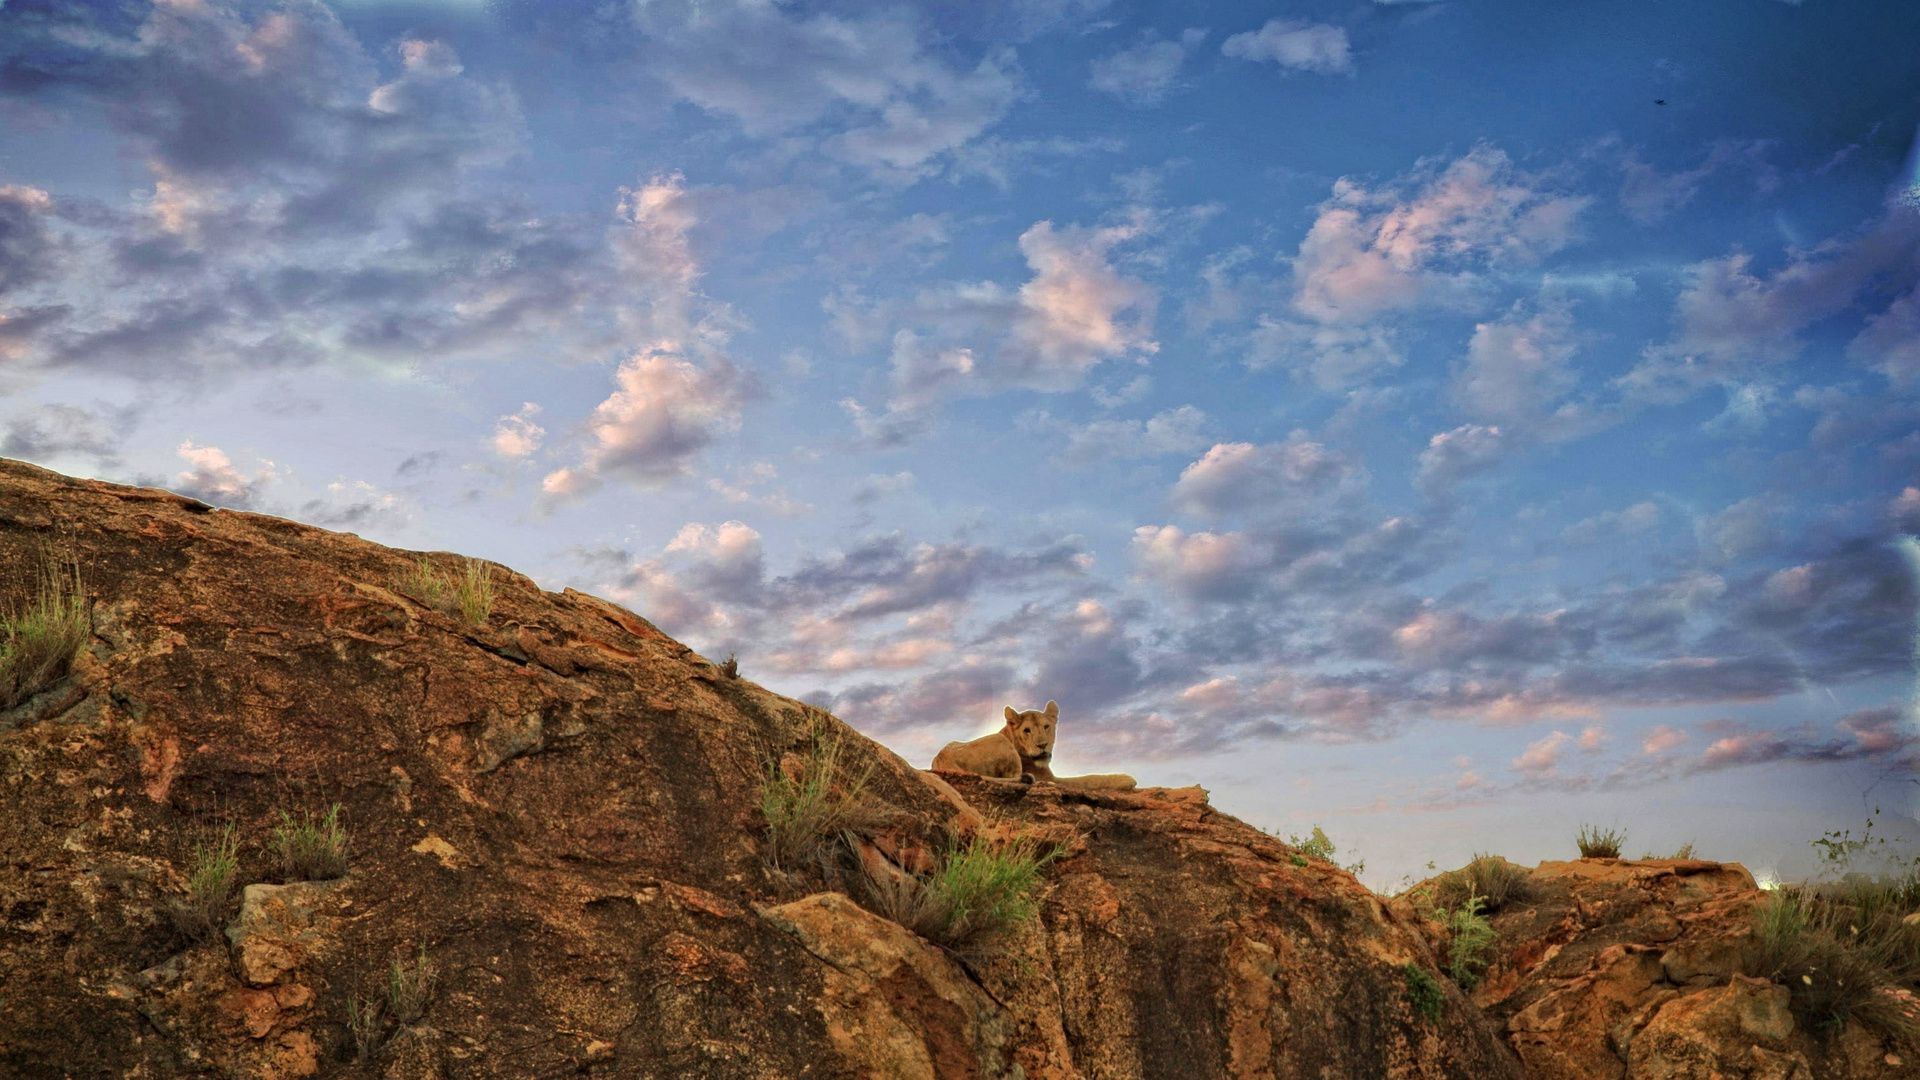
1454,301,1581,425
629,0,1019,180
1130,524,1265,599
1414,423,1508,495
1246,317,1402,390
1088,30,1206,105
1563,500,1661,545
490,402,544,458
1170,435,1359,516
1039,405,1210,466
1642,725,1687,755
1221,20,1353,76
172,440,277,508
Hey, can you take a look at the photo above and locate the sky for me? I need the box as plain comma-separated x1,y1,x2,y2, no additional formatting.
3,0,1919,889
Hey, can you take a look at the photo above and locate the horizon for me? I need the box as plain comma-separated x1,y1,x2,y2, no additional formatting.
2,0,1918,890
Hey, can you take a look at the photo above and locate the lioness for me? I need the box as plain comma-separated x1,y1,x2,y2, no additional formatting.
932,701,1136,791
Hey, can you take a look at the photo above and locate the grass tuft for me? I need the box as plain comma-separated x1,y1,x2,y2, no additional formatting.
396,557,493,626
169,822,242,941
1,558,89,712
1576,823,1626,859
1404,962,1446,1023
856,828,1063,957
1745,878,1920,1041
346,990,385,1060
1429,854,1535,914
386,945,438,1026
759,718,883,873
1283,824,1366,875
270,804,349,882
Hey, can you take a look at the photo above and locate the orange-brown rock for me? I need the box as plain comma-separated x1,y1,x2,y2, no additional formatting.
0,457,1523,1078
1424,855,1920,1080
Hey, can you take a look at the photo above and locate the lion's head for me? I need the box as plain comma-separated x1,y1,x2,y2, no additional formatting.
1002,701,1058,763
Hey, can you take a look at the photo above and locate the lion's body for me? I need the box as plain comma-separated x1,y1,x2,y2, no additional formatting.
931,702,1137,792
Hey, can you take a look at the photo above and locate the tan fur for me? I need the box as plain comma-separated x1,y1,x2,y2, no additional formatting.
931,702,1137,792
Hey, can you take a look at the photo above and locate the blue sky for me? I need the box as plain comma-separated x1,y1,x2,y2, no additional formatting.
3,0,1919,887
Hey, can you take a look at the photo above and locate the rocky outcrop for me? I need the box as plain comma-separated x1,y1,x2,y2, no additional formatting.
1411,856,1918,1080
0,457,1523,1079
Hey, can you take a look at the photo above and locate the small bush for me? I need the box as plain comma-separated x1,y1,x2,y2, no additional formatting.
856,829,1062,957
1285,824,1366,875
0,558,89,712
1430,854,1535,914
169,822,241,941
1576,824,1625,859
396,558,493,626
1404,962,1445,1023
271,804,349,882
1637,842,1698,860
760,721,883,873
386,945,437,1026
1445,896,1498,990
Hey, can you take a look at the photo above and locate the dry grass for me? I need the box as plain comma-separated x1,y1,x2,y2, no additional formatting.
1746,878,1920,1041
386,945,437,1026
1576,824,1626,859
345,991,384,1060
1429,854,1536,914
168,822,241,941
759,718,886,873
0,557,89,712
270,804,349,882
396,557,493,626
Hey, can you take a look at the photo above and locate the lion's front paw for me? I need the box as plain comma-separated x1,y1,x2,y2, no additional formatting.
1019,772,1035,785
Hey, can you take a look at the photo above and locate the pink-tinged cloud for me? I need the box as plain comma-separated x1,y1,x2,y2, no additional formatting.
490,403,544,459
1513,730,1571,775
1578,725,1605,751
1642,725,1687,755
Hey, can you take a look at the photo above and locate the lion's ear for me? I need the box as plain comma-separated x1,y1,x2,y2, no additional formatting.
1004,705,1019,724
1044,700,1058,718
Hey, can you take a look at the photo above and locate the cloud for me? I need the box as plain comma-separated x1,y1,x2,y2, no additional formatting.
170,440,276,508
1130,525,1267,600
1642,725,1687,755
1563,501,1661,545
1030,405,1210,466
1614,140,1773,226
1170,434,1361,516
1088,30,1205,105
1414,423,1508,495
848,216,1157,436
627,0,1019,180
1453,299,1584,427
851,471,916,505
0,185,58,296
1256,146,1589,388
1,403,127,463
1694,708,1912,772
1513,730,1572,776
1221,20,1353,75
490,403,545,459
1624,212,1920,403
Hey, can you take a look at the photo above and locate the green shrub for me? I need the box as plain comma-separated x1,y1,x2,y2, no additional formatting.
169,822,241,941
0,558,89,711
1285,824,1366,875
1404,962,1445,1023
270,804,349,882
1446,896,1498,990
345,990,384,1060
1576,824,1625,859
759,720,882,873
1430,854,1535,914
396,557,493,626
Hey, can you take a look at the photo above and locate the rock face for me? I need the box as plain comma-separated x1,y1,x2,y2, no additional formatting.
0,457,1524,1079
1423,856,1918,1080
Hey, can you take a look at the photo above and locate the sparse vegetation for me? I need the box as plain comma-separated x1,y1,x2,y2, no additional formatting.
720,653,739,679
1745,880,1920,1040
1575,824,1625,859
1445,896,1498,990
345,991,384,1060
386,945,438,1026
1404,962,1446,1023
270,804,349,882
856,827,1064,956
1,557,89,712
1284,824,1366,875
1637,842,1697,860
759,716,884,873
396,557,493,626
169,822,242,941
1428,853,1535,914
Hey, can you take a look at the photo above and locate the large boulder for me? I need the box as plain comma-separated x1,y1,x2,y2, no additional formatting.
0,457,1524,1078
